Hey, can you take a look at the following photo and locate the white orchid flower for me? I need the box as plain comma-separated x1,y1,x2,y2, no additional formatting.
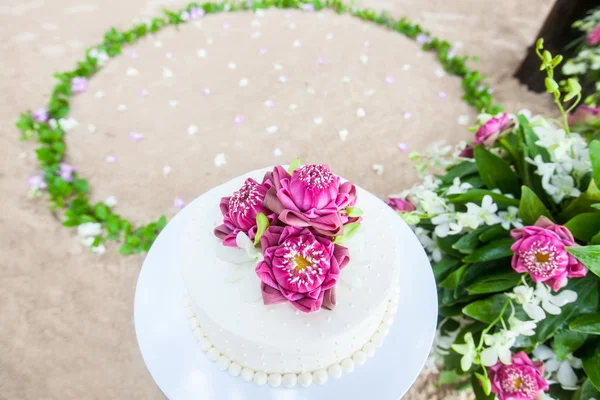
507,283,577,321
480,330,516,366
534,283,578,315
498,206,523,230
465,195,501,227
452,332,478,371
533,344,582,390
216,232,262,303
446,177,473,195
508,315,537,337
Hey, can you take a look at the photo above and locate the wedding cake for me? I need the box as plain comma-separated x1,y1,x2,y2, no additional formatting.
180,164,402,388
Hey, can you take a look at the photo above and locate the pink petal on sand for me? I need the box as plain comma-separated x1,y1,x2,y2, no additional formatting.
130,51,138,59
385,76,395,84
105,155,117,163
130,132,144,142
438,91,448,99
264,99,274,108
173,196,185,209
233,115,244,124
139,89,148,96
403,111,412,119
259,48,268,55
397,142,408,152
165,52,173,59
317,57,325,65
202,87,211,95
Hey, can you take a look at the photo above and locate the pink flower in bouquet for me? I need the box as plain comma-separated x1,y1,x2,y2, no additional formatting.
473,113,511,146
568,105,600,127
587,26,600,46
71,77,88,94
263,164,358,236
459,145,474,159
214,178,276,247
510,217,586,291
386,197,416,212
255,226,349,313
488,352,548,400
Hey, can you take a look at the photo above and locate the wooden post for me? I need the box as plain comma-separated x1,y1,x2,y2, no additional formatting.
514,0,597,93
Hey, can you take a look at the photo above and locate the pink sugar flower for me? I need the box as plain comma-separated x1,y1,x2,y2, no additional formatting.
510,217,587,291
27,172,47,191
386,197,416,212
263,164,358,236
190,7,205,19
59,162,74,182
71,77,88,94
488,352,548,400
587,25,600,46
214,178,276,247
474,113,511,146
255,225,349,313
33,107,49,123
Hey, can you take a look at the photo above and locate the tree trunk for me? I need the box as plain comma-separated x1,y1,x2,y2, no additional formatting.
514,0,597,93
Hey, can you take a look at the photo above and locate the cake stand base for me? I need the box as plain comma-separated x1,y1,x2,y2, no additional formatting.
134,199,438,400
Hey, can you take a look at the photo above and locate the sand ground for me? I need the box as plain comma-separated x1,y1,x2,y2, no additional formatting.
0,0,554,399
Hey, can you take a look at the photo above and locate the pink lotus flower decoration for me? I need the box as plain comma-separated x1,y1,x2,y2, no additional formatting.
587,25,600,46
215,178,276,247
264,164,358,236
386,197,416,212
474,113,511,146
488,352,548,400
255,226,349,313
510,217,586,291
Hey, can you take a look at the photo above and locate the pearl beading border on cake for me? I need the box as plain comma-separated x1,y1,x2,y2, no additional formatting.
184,287,400,388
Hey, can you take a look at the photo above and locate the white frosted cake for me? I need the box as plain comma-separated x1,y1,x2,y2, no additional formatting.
181,164,401,388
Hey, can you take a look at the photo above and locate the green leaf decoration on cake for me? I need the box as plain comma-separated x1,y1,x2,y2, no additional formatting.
345,206,363,217
254,212,269,246
287,158,301,175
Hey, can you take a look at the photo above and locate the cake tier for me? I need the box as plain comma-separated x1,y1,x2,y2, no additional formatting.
180,167,402,376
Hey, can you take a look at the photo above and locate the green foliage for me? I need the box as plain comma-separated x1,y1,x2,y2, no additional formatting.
518,186,553,225
553,330,588,360
474,146,520,197
567,246,600,278
570,313,600,335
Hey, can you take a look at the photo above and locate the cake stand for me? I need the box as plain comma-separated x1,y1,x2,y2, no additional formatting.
134,195,438,400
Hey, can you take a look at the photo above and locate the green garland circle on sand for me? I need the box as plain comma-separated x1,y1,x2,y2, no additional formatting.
16,0,502,255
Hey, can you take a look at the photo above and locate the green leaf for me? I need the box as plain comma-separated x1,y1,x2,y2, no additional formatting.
432,257,460,282
570,313,600,335
333,222,361,245
439,264,468,291
287,158,301,174
441,161,478,185
452,225,491,254
474,146,521,197
567,246,600,278
559,181,600,222
564,213,600,242
553,330,588,360
437,370,463,385
575,379,600,400
94,204,110,221
462,294,510,324
471,374,495,399
157,215,167,230
346,206,363,217
478,225,509,242
518,186,553,225
583,353,600,392
545,77,559,93
466,270,522,294
590,141,600,189
119,244,133,255
474,372,492,396
447,189,519,209
253,212,269,245
463,238,513,263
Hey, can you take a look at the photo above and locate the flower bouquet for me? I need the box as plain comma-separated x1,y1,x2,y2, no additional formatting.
214,162,363,313
389,40,600,400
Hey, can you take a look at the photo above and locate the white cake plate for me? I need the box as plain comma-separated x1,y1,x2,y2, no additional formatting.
134,195,438,400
